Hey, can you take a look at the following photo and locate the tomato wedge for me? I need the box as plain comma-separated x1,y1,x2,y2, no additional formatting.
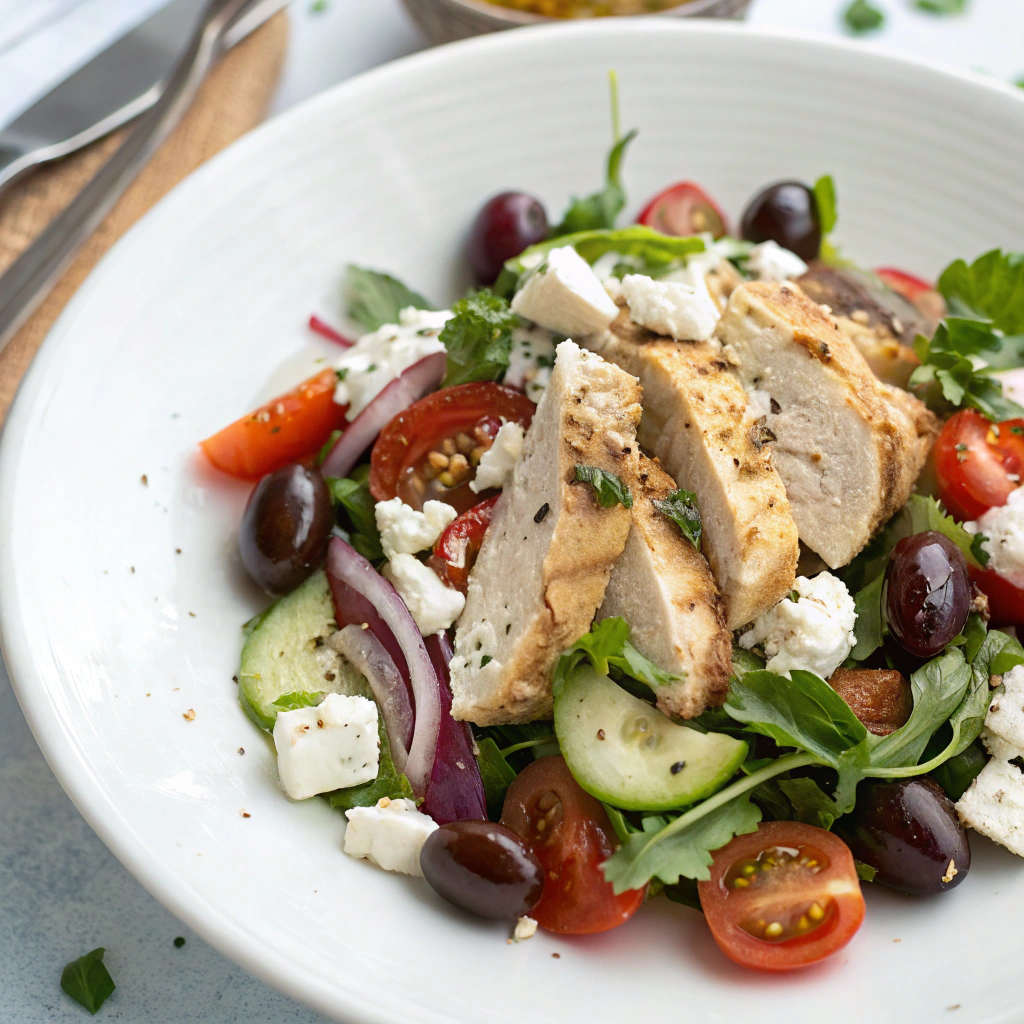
427,495,499,593
934,409,1024,522
369,382,534,513
970,565,1024,629
501,756,645,935
200,368,349,481
637,181,728,239
875,267,933,304
698,821,865,971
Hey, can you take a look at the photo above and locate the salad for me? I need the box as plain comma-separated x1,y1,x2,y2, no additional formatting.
200,80,1024,972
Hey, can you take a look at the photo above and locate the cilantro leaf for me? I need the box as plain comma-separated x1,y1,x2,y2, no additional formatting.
326,464,383,563
326,717,414,812
61,948,115,1015
574,464,633,509
272,690,325,711
345,265,433,332
938,250,1024,335
438,289,517,387
476,737,518,820
653,488,702,548
843,0,885,31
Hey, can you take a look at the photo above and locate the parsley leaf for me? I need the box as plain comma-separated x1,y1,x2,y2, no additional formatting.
438,289,517,387
843,0,885,31
653,488,702,548
476,737,518,820
272,690,325,711
914,0,966,13
61,948,115,1015
575,464,633,509
938,250,1024,336
326,717,414,812
345,265,433,332
326,465,383,563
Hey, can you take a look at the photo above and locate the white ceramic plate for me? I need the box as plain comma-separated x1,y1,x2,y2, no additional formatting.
4,20,1024,1024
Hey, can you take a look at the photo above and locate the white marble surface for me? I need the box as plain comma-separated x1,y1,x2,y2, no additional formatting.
0,0,1020,1020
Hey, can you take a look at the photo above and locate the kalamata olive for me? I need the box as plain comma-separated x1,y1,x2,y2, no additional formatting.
740,181,821,262
239,463,333,595
835,777,970,895
420,819,545,920
466,191,549,286
882,531,972,658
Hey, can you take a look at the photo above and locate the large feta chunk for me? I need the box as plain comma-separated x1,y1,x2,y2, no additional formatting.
273,694,379,801
511,246,618,338
343,797,438,875
985,664,1024,750
956,736,1024,858
504,324,556,404
383,554,465,635
744,240,809,282
470,421,525,494
620,272,720,342
334,307,450,420
738,571,857,679
375,498,457,560
966,488,1024,589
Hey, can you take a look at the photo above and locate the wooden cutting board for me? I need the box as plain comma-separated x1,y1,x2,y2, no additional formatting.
0,10,289,424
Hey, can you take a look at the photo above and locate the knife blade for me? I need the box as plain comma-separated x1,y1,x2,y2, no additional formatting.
0,0,287,195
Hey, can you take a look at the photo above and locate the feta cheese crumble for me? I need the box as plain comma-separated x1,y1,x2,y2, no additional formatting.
620,272,720,342
511,246,618,338
512,916,538,942
956,731,1024,859
273,693,379,801
738,572,857,679
375,498,457,561
965,488,1024,589
470,421,524,493
985,663,1024,755
343,797,438,875
744,240,809,283
334,307,451,420
383,554,466,635
504,324,556,404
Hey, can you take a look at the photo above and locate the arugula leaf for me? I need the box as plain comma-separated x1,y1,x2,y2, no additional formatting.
653,488,702,548
494,226,705,297
326,718,414,811
61,948,115,1015
914,0,967,13
553,617,680,694
575,464,633,509
754,776,840,830
476,737,517,820
843,0,885,32
438,289,517,387
813,175,838,234
938,250,1024,335
345,265,433,332
602,794,762,892
850,573,884,662
272,690,325,711
327,464,383,563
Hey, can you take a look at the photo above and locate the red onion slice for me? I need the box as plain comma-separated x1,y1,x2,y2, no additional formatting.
329,624,413,771
320,352,447,480
422,632,487,825
308,314,355,348
326,537,439,797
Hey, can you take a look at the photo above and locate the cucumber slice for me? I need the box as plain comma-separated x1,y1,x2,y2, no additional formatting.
239,570,369,731
554,666,747,811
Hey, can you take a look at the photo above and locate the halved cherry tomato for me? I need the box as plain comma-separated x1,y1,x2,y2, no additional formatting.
501,756,645,935
698,821,865,972
369,382,534,513
427,495,499,593
970,565,1024,629
200,369,349,481
934,409,1024,523
875,267,934,304
637,181,728,239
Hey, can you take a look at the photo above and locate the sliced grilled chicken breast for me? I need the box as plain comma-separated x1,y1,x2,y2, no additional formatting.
449,340,641,725
717,281,939,569
598,456,732,718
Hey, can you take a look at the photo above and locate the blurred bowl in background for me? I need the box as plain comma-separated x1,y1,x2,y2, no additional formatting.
401,0,751,45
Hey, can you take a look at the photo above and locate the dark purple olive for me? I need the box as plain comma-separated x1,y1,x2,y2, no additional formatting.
882,531,972,658
740,181,821,262
466,191,549,285
420,819,544,920
239,463,333,595
835,777,970,895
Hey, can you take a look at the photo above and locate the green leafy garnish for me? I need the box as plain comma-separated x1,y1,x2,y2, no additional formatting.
438,289,518,387
850,573,884,662
813,175,838,235
653,488,702,548
574,464,633,509
855,860,877,882
61,948,115,1015
938,249,1024,337
914,0,967,13
551,71,637,238
314,429,343,467
326,718,414,811
843,0,885,32
553,617,680,695
345,265,433,332
272,690,325,711
326,465,383,563
753,775,840,831
476,737,518,820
